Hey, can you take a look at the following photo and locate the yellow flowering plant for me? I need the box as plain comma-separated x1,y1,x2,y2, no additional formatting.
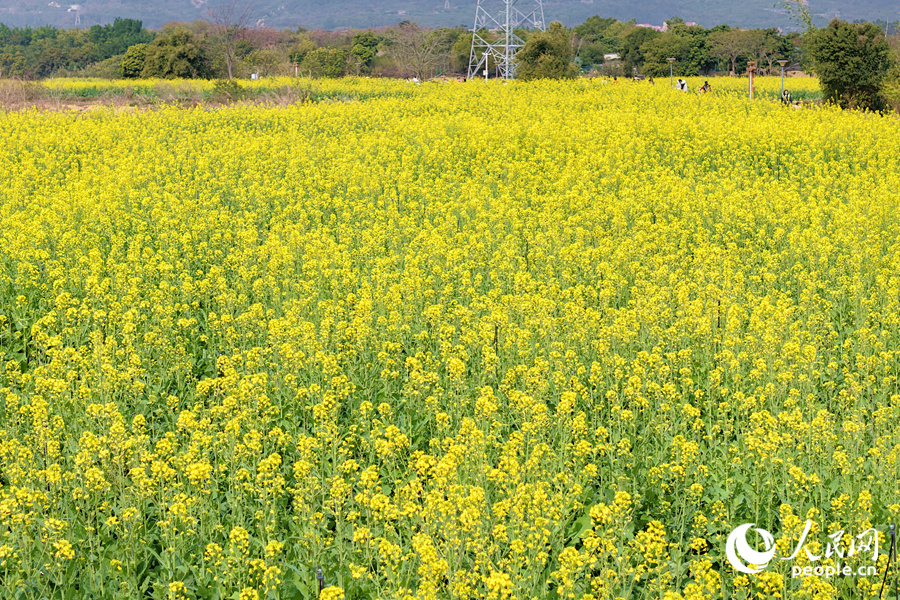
0,75,896,599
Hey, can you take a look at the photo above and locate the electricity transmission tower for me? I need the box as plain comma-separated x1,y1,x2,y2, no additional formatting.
467,0,545,80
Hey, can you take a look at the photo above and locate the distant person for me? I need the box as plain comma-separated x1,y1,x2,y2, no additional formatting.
648,77,654,85
699,81,711,93
613,76,618,83
782,89,792,105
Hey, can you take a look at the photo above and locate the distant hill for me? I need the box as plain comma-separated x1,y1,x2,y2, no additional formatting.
1,0,898,31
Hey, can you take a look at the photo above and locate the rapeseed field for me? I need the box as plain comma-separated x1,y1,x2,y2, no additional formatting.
0,76,898,600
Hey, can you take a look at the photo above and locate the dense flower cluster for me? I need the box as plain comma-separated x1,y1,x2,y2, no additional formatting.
0,76,895,599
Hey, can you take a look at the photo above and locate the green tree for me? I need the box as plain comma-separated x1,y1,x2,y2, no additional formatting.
640,33,690,77
621,26,660,74
451,31,474,73
573,16,619,43
747,28,788,74
515,21,577,81
244,48,283,77
883,65,900,112
809,19,893,110
288,34,317,65
349,31,381,71
142,26,211,79
638,19,714,77
883,37,900,112
708,28,751,74
578,43,607,68
88,18,153,60
301,47,348,78
573,17,633,69
0,50,25,78
120,43,149,78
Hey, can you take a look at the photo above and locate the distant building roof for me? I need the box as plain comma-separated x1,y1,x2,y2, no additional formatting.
635,22,698,32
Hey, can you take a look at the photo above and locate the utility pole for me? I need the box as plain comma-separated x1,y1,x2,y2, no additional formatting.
467,0,545,80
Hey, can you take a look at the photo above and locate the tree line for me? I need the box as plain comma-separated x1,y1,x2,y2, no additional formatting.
0,12,836,81
0,8,897,110
0,18,153,78
0,16,472,80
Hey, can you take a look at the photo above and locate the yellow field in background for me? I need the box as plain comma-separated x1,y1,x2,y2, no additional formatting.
34,74,822,102
0,77,898,600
